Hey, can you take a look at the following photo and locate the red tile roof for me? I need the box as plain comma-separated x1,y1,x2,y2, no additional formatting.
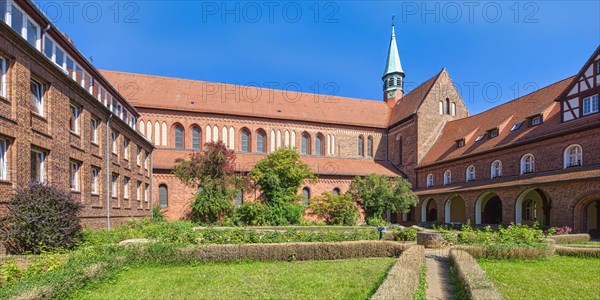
152,149,401,177
100,70,392,128
419,77,576,166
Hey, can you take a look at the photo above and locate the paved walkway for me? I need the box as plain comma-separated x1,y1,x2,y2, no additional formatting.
425,248,454,300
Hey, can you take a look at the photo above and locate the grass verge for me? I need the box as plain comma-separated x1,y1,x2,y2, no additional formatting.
478,256,600,300
412,266,427,300
72,258,396,300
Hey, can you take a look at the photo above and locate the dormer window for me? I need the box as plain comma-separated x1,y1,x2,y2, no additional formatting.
488,128,499,138
582,95,598,115
456,139,465,148
528,115,543,126
511,122,523,131
475,135,485,142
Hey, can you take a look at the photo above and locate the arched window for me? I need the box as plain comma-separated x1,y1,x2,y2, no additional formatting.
158,184,168,208
358,136,364,157
446,98,450,115
257,130,266,153
161,122,168,146
301,187,310,205
234,190,243,207
315,134,324,156
241,128,251,152
491,160,502,178
466,165,475,182
451,102,456,116
523,199,537,221
564,144,582,168
443,170,451,185
520,154,535,174
426,174,433,187
174,125,184,149
439,101,443,115
367,136,373,157
192,126,201,150
332,188,340,196
301,133,311,155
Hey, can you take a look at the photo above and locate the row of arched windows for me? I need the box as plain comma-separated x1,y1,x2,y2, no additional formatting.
439,98,456,116
139,120,337,155
301,187,341,205
427,144,584,187
357,135,374,157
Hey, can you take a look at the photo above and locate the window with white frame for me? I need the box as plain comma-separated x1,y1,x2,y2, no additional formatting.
564,144,582,168
426,173,433,187
69,104,80,134
531,116,542,126
111,131,118,154
69,160,80,191
30,149,46,183
491,160,502,178
443,170,451,185
123,177,129,199
30,78,44,115
583,95,599,115
124,138,130,160
91,118,98,144
466,165,475,182
111,173,117,198
0,56,6,98
520,154,535,174
0,138,7,180
144,183,149,202
91,167,99,194
6,3,40,50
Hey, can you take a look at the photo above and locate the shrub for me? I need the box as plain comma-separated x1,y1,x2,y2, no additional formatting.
392,228,418,241
309,192,359,226
235,201,268,226
263,202,305,226
0,182,83,254
189,178,236,224
249,148,316,206
348,174,418,225
441,222,544,246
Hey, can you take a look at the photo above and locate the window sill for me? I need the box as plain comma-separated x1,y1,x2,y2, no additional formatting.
31,112,47,122
0,179,12,185
91,193,100,196
70,190,81,194
91,205,104,209
70,131,81,137
91,142,99,147
0,95,9,104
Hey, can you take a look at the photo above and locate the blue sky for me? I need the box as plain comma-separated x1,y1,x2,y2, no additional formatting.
37,1,599,114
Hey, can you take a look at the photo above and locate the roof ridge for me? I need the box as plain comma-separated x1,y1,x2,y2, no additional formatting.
100,69,386,106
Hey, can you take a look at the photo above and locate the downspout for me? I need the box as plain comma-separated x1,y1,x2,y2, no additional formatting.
106,113,113,230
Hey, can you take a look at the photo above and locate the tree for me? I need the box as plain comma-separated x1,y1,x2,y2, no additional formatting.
173,141,244,224
249,148,316,204
348,174,418,225
309,192,359,226
248,148,316,225
0,182,83,254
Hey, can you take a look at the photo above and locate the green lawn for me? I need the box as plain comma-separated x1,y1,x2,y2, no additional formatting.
478,256,600,300
75,258,395,300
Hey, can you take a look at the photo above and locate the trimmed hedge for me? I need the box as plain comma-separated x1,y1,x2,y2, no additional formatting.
371,245,425,300
192,226,374,231
449,250,503,300
176,241,409,262
555,245,600,258
547,234,590,244
452,244,553,259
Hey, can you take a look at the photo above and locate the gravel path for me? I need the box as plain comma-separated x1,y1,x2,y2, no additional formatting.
425,248,454,300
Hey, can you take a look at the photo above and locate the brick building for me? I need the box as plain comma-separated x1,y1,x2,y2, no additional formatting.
1,0,599,236
0,0,154,228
